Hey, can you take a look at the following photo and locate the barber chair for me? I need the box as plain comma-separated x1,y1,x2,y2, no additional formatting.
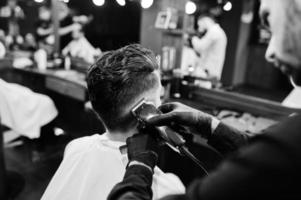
0,118,25,199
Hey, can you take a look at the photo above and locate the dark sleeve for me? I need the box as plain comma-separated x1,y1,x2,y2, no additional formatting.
184,133,298,200
107,165,153,200
207,122,251,155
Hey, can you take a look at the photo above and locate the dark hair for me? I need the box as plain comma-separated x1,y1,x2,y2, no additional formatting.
87,44,160,131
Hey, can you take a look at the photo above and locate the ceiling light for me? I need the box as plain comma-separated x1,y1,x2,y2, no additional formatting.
92,0,105,6
185,1,197,15
141,0,153,9
34,0,44,3
116,0,126,6
223,1,232,11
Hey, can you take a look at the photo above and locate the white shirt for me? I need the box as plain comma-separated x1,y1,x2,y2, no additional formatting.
42,133,185,200
192,24,227,80
62,36,100,64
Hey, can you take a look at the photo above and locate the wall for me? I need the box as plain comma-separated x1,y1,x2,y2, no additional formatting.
140,0,187,54
139,0,162,54
231,0,254,85
219,0,244,85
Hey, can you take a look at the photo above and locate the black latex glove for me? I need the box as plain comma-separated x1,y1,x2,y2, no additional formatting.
126,132,159,170
146,102,213,138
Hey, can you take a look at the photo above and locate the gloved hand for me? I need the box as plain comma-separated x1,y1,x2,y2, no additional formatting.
146,102,216,138
126,132,159,170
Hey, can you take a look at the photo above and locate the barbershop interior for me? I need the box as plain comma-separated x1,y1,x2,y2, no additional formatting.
1,0,301,199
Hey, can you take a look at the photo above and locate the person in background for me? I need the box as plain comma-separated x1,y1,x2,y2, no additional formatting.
62,26,101,64
41,44,185,200
0,0,24,37
191,14,227,81
0,0,25,50
35,5,81,55
57,1,78,50
56,1,92,50
107,0,301,199
35,5,54,54
0,30,6,58
21,33,37,52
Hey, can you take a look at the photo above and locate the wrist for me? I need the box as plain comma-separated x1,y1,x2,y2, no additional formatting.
129,151,158,170
195,113,213,138
195,113,220,139
128,160,154,173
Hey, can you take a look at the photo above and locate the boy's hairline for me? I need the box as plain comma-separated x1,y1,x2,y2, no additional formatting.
91,69,161,132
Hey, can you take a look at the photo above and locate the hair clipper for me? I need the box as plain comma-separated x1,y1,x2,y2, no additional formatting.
131,98,186,153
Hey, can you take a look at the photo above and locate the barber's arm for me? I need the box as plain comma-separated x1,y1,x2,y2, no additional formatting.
191,33,214,53
37,27,53,37
58,23,81,36
107,134,159,200
207,121,250,155
108,102,250,199
107,125,253,200
147,102,250,156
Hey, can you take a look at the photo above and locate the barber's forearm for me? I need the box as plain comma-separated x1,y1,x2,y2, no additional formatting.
107,165,153,200
37,27,53,36
207,122,251,155
59,25,75,36
191,35,212,52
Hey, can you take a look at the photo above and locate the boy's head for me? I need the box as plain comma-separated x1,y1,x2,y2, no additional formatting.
87,44,161,132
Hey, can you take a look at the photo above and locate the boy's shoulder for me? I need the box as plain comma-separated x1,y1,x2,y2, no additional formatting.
67,133,101,147
64,133,115,157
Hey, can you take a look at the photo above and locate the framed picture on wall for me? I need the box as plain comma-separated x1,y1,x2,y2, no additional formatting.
155,11,171,29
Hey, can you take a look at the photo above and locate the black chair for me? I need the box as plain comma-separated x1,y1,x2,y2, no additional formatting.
0,118,6,200
0,118,25,200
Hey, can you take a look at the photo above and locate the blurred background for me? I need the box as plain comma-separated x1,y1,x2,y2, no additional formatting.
0,0,300,199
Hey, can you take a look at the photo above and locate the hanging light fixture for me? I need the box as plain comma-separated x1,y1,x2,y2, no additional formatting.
141,0,153,9
34,0,45,3
92,0,105,7
116,0,126,6
223,1,232,11
185,1,197,15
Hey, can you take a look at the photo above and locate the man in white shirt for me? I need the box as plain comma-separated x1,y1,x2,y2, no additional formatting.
191,15,227,81
62,27,101,64
42,44,185,200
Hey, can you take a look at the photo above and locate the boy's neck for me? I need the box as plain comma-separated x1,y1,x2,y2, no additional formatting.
106,128,137,143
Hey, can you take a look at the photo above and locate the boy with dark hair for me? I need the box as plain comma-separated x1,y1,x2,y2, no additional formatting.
42,44,185,200
87,44,161,131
